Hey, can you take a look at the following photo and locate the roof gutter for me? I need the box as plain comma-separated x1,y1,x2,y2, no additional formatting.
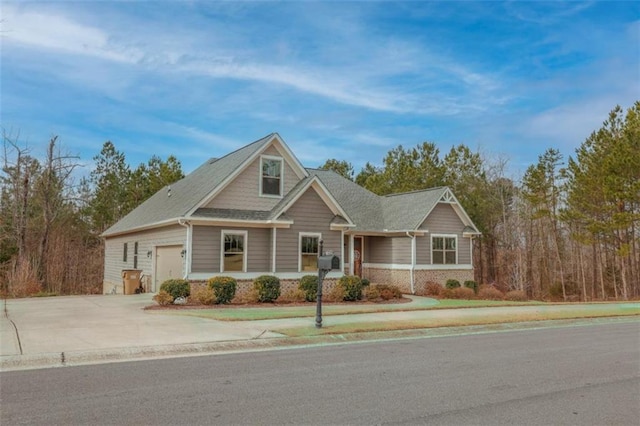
406,231,416,295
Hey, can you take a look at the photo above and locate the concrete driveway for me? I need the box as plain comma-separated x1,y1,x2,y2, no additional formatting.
1,294,281,369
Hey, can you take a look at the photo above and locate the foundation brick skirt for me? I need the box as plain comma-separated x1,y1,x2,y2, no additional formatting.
362,266,474,295
189,278,338,298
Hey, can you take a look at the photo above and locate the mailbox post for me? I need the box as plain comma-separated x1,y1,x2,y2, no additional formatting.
316,240,340,328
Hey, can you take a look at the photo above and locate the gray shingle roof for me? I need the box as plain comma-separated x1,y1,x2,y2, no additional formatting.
103,133,478,236
307,169,383,232
192,208,272,221
381,187,448,230
102,133,275,236
309,169,452,232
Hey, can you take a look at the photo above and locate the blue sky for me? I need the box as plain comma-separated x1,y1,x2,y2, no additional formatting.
2,1,638,179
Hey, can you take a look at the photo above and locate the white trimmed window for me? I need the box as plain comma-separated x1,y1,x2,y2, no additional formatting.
432,235,457,264
299,233,321,272
221,230,248,272
260,155,283,197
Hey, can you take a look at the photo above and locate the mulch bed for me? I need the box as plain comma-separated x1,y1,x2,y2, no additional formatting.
144,296,411,310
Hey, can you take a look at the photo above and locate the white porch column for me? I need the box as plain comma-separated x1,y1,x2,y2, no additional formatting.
349,233,355,276
410,233,416,294
272,227,277,273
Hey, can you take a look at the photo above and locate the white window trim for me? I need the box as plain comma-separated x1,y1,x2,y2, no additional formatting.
299,232,322,272
259,155,284,198
431,233,458,265
221,230,248,273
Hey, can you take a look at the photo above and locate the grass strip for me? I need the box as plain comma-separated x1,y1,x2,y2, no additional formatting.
276,309,640,337
168,299,545,321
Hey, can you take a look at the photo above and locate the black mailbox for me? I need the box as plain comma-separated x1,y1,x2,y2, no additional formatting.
318,255,340,271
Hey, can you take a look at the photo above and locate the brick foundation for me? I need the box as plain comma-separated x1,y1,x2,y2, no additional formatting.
190,278,338,299
362,266,474,295
413,269,474,295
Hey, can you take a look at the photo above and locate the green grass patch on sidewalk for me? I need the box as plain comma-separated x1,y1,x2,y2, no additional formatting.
168,298,545,321
277,307,640,337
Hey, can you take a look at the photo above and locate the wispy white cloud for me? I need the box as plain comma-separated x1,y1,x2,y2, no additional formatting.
2,5,144,63
1,1,636,177
2,3,505,117
504,1,596,25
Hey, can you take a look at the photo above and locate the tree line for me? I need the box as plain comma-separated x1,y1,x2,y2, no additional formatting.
1,134,183,296
321,102,639,300
1,102,637,300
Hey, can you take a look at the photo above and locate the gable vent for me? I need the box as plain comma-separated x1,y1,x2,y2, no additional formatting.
439,190,454,203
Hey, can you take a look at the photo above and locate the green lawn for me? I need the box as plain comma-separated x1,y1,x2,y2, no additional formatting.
277,305,640,337
166,298,546,321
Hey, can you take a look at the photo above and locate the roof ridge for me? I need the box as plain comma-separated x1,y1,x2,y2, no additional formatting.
213,132,275,162
383,186,447,197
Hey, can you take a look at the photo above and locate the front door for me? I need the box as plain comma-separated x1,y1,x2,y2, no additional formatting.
354,237,363,277
154,245,183,292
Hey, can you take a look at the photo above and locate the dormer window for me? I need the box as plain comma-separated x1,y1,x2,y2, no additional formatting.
260,155,283,197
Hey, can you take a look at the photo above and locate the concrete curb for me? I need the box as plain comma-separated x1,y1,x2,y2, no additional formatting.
2,316,637,372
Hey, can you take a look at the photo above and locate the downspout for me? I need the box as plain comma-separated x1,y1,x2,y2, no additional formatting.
178,219,191,279
406,231,416,294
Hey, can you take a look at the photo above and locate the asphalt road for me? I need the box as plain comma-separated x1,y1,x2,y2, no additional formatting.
1,321,638,425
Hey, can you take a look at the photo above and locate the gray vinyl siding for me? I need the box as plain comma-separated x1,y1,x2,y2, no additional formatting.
368,236,412,264
191,226,271,273
191,226,219,272
204,145,300,211
103,225,186,284
418,203,471,264
276,188,341,272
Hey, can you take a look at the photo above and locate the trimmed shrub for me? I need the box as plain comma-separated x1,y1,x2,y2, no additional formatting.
254,275,281,302
278,288,306,303
464,280,478,294
363,286,381,301
298,275,319,302
441,288,455,299
373,284,402,299
339,275,364,301
325,285,346,302
192,286,216,305
232,287,259,304
380,288,395,300
452,287,475,300
478,285,504,301
361,278,371,287
424,281,443,297
153,290,173,306
445,279,461,289
207,276,237,304
504,290,528,302
160,279,190,300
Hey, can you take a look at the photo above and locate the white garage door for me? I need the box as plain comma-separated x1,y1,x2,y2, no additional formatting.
154,245,184,292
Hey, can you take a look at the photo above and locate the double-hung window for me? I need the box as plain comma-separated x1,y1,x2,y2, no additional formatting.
432,235,457,264
222,231,247,272
260,156,283,197
300,233,320,271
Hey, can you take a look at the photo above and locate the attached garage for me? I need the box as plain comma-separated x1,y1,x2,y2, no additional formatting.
154,245,184,292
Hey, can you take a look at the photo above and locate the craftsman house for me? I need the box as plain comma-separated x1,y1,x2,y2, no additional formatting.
102,133,480,294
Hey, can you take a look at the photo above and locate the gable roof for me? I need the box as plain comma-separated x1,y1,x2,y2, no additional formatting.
102,133,276,236
103,133,480,237
381,187,448,231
